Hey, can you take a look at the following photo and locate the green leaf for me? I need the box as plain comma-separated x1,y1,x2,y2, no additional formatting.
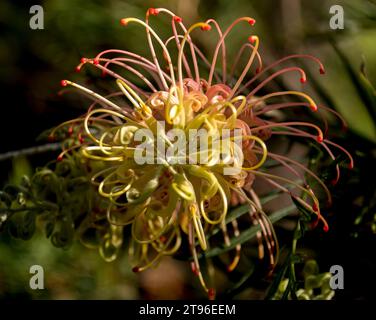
45,221,55,238
265,251,291,300
200,205,296,259
209,181,302,239
330,40,376,141
225,262,255,297
359,62,376,122
51,218,74,249
290,196,312,222
19,211,36,240
9,156,33,186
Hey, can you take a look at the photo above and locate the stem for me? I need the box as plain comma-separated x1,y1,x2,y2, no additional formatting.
0,143,61,162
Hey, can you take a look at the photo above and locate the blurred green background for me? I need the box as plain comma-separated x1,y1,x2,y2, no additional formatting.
0,0,376,299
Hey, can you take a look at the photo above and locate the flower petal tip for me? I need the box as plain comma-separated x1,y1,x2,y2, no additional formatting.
149,8,159,16
120,18,128,26
173,16,182,23
248,18,256,26
201,24,211,31
248,35,257,44
208,288,216,300
330,179,338,186
132,266,141,273
310,104,318,112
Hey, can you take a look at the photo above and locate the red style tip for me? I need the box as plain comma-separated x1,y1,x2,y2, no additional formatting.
330,179,338,186
57,155,63,162
60,80,68,87
75,66,81,73
47,135,55,142
201,24,211,31
300,77,307,84
310,104,318,112
68,127,73,135
323,225,329,232
208,288,216,300
190,263,199,276
319,67,326,75
317,135,324,143
348,162,354,170
93,59,99,65
149,8,159,16
120,18,128,26
132,266,140,273
80,57,87,64
248,35,257,44
312,202,318,212
173,16,182,23
248,18,256,26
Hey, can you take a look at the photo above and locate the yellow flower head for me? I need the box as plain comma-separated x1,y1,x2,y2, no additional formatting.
53,8,353,298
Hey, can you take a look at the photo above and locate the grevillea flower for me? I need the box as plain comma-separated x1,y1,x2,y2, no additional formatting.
52,8,353,298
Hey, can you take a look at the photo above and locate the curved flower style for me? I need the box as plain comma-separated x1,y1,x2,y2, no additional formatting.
52,8,353,298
